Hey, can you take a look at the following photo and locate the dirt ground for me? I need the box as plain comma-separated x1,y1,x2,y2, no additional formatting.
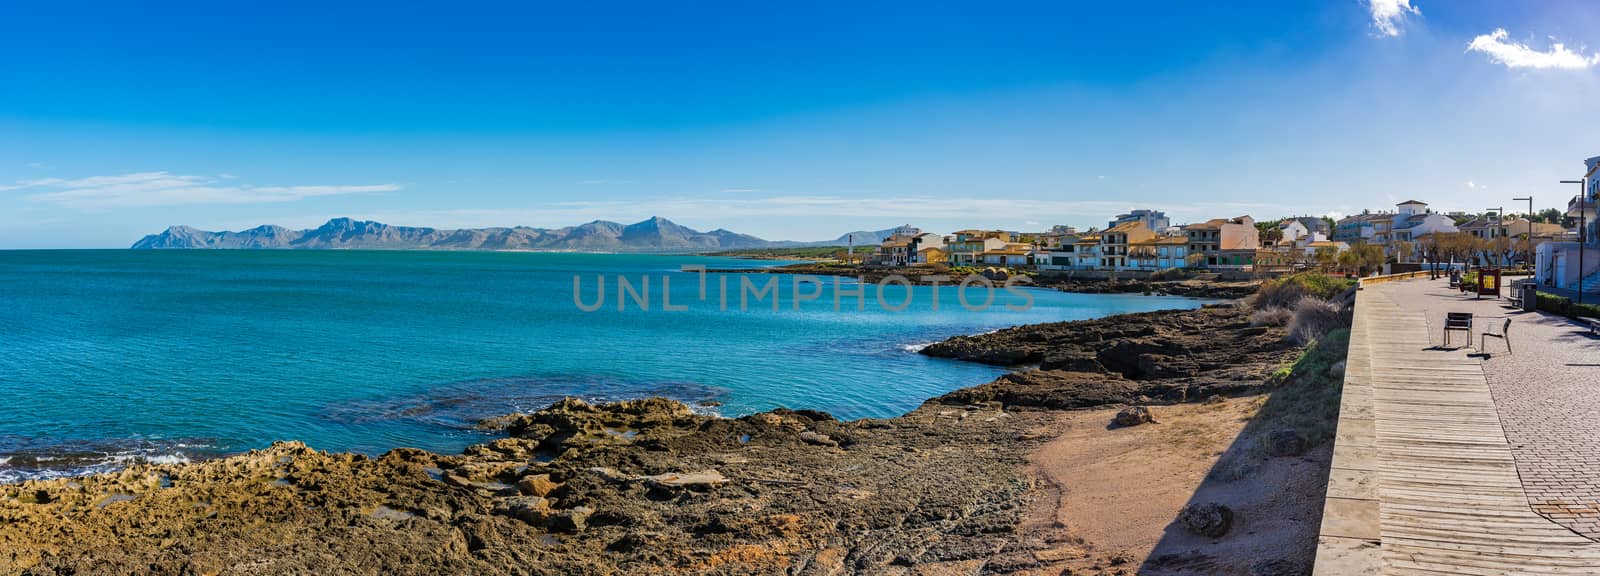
1012,398,1331,575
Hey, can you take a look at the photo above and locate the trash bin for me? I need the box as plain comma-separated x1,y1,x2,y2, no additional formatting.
1522,282,1538,312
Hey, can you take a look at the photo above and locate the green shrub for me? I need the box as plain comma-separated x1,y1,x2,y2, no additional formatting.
1580,303,1600,319
1266,328,1350,445
1213,328,1350,478
1535,293,1600,319
1288,298,1348,345
1254,272,1356,310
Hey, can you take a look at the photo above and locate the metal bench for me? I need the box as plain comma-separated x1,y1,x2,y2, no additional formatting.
1444,312,1473,348
1586,317,1600,336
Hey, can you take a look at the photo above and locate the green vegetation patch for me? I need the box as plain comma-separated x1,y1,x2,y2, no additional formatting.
1253,272,1356,310
1537,292,1600,320
1213,328,1350,482
1260,327,1350,447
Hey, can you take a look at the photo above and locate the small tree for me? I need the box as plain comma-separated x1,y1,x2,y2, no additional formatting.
1314,246,1338,272
1393,240,1416,264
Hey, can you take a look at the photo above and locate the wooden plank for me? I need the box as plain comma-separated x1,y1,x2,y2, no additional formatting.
1315,283,1600,574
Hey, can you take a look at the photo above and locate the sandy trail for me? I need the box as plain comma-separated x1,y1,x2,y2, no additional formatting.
1018,398,1331,575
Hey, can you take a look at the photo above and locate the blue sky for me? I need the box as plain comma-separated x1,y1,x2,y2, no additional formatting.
3,0,1600,248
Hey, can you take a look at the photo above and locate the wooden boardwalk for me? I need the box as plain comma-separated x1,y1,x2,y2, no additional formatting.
1315,282,1600,575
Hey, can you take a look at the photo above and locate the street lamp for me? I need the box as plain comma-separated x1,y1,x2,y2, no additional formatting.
1562,180,1585,306
1514,196,1533,270
1486,207,1503,268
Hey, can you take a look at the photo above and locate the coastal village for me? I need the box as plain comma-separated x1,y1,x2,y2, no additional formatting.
860,189,1588,289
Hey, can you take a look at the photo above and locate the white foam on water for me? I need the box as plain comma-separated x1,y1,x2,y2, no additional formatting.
898,341,935,353
109,452,192,466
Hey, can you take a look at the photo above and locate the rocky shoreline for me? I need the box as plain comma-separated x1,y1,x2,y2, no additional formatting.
0,296,1313,575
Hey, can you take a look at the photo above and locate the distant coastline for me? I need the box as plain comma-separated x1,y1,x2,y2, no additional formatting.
129,216,895,254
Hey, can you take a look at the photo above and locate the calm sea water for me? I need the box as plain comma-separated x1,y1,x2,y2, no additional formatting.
0,250,1207,481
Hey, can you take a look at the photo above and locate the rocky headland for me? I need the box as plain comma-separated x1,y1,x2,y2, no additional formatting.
1,287,1343,575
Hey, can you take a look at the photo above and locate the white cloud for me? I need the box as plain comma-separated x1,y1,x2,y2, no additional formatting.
1,172,399,209
1367,0,1420,37
1467,29,1600,70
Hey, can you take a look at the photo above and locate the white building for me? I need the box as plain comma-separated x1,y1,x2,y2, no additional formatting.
1537,156,1600,294
1279,218,1328,246
1388,200,1459,242
1108,209,1170,233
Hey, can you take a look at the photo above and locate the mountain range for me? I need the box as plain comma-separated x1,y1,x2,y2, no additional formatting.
130,217,901,253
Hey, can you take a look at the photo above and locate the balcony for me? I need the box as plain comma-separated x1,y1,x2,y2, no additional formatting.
1568,195,1597,220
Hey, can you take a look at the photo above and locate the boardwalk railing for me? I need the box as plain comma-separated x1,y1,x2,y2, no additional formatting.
1357,270,1430,287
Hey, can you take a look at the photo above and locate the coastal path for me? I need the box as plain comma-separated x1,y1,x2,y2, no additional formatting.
1315,277,1600,575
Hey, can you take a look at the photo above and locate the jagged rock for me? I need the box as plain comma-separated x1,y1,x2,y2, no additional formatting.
517,474,559,497
1179,502,1234,537
494,496,552,526
1039,351,1104,373
548,506,593,533
1114,406,1152,427
636,470,727,489
940,369,1139,410
587,467,627,482
798,431,838,447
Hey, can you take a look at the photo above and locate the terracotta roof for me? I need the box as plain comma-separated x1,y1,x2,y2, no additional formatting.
1183,219,1218,230
1104,221,1148,234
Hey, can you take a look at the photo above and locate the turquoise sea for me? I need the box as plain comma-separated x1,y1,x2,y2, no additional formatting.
0,250,1207,481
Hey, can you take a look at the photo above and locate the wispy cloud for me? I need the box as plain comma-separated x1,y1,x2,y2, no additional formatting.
1366,0,1419,37
1,172,399,209
1467,28,1600,70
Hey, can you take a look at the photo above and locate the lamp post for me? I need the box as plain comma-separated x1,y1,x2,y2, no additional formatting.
1486,207,1503,268
1561,180,1585,306
1514,196,1533,270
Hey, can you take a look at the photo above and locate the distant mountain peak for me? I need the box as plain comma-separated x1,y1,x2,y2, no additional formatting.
130,216,784,252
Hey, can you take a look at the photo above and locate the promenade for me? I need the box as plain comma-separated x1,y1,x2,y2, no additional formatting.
1316,277,1600,575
